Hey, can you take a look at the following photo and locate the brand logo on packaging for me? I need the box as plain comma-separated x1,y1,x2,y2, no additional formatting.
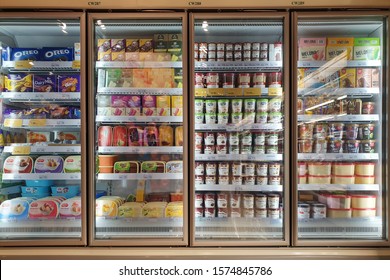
45,49,70,58
188,1,202,5
14,50,39,58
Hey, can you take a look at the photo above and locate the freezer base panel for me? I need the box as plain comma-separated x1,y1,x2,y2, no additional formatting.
95,218,183,239
0,220,81,239
298,217,383,239
195,217,283,239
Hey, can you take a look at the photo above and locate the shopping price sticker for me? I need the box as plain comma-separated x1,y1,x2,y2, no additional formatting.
12,146,31,155
72,60,81,69
28,119,47,127
14,60,33,69
268,87,283,96
207,88,224,96
243,88,261,96
195,88,207,97
3,119,23,128
224,88,242,96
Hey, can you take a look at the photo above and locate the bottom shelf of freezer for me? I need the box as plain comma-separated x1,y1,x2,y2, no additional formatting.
0,219,81,239
95,217,183,239
195,217,283,239
298,217,383,239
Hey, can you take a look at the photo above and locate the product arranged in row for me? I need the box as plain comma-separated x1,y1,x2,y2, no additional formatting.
195,192,283,218
0,130,80,146
97,95,183,117
298,123,376,153
298,161,376,184
2,155,81,174
298,192,378,219
195,161,282,185
1,45,80,62
194,42,282,62
195,72,282,89
97,157,183,174
96,195,183,218
1,73,80,93
97,68,182,89
298,98,376,115
97,35,182,62
0,196,81,220
3,105,81,120
298,68,380,89
98,125,183,147
298,37,380,61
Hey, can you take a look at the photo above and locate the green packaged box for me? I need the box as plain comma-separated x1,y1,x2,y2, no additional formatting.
354,38,381,60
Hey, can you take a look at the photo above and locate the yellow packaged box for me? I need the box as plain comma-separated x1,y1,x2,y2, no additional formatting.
165,201,183,218
142,202,167,218
171,96,183,116
118,202,144,218
326,37,354,60
156,96,171,116
340,68,356,88
139,39,153,52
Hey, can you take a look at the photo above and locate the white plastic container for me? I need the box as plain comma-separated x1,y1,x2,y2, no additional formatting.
352,208,376,218
308,175,331,184
332,175,355,184
355,162,375,176
351,195,376,209
332,162,355,176
308,162,331,176
327,208,352,218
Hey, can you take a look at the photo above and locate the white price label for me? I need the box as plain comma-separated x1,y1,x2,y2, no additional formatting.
38,175,49,180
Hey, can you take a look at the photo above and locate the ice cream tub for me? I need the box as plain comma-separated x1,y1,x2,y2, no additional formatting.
352,208,376,218
29,200,60,219
327,195,351,209
256,99,268,112
141,161,165,173
332,175,355,184
345,140,360,153
51,185,79,196
114,161,139,173
360,140,376,153
327,208,352,218
165,202,183,218
218,113,229,124
128,126,143,146
298,140,313,153
298,162,307,176
255,194,267,209
98,155,118,166
351,195,376,209
217,99,229,113
313,139,327,153
328,123,345,139
298,175,307,184
332,162,355,176
63,156,81,173
231,113,243,124
268,112,282,123
34,156,64,173
256,176,268,185
327,139,344,153
118,202,144,218
355,162,375,176
0,199,30,220
166,161,183,174
345,124,359,140
359,124,375,140
308,175,331,184
269,176,281,185
256,163,268,176
194,99,204,113
3,156,33,174
231,99,243,113
308,162,331,176
205,113,217,124
269,163,281,176
355,175,375,184
269,98,282,112
298,203,310,219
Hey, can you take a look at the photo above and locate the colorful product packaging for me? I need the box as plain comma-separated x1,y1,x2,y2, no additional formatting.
356,68,372,88
157,96,171,116
139,39,154,52
171,96,183,116
168,34,182,61
11,48,40,61
41,47,73,61
142,95,157,116
5,73,33,92
340,68,356,88
74,42,81,61
97,38,111,61
354,38,381,60
58,74,80,92
298,38,326,61
326,37,354,60
111,39,125,52
154,34,168,52
33,75,57,92
126,39,139,52
174,68,183,88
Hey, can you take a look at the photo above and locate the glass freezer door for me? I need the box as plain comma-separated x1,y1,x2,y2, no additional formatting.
192,14,289,245
294,13,388,244
90,14,187,245
0,14,85,244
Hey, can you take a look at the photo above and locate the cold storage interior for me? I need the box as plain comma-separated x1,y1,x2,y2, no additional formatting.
92,19,185,240
192,18,287,242
296,18,387,240
0,18,82,239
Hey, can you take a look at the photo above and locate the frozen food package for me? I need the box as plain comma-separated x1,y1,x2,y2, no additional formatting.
159,125,173,146
142,202,167,218
356,68,372,88
97,39,111,61
114,161,139,173
112,125,127,146
29,199,60,219
126,39,139,52
64,155,82,173
3,156,33,174
142,95,157,116
141,161,165,173
96,197,122,217
128,126,143,146
5,73,33,92
157,96,171,116
165,201,183,218
340,68,356,88
154,34,168,52
0,198,30,220
58,74,80,92
34,156,64,173
53,131,80,144
111,39,125,52
171,96,183,116
326,37,354,60
298,38,326,61
139,39,154,52
26,131,50,143
33,75,57,92
59,197,81,219
168,34,182,61
126,96,141,116
11,48,40,61
118,202,144,218
354,38,380,60
166,161,183,173
175,126,184,146
143,126,158,146
41,47,73,61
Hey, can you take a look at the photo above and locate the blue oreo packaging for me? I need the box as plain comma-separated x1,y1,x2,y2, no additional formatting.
34,75,57,92
11,48,40,61
42,47,73,61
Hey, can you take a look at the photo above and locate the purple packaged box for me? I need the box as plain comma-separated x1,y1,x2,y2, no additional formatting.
34,75,57,92
41,47,73,61
111,95,130,107
58,74,80,92
128,96,141,108
111,39,125,52
11,48,40,61
34,156,64,173
142,95,156,108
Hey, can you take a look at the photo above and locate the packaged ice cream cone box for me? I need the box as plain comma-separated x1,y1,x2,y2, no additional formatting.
0,198,30,220
354,38,380,60
118,202,144,218
157,95,171,116
128,126,143,146
64,155,81,173
298,38,326,61
171,96,183,116
34,156,64,173
3,156,33,174
326,37,354,60
29,199,60,219
112,125,127,146
59,197,81,219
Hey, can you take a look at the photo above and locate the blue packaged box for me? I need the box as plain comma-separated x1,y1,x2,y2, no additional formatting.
41,47,73,61
11,48,40,61
34,75,57,92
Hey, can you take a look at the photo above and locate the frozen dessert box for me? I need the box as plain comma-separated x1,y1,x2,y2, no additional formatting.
159,125,173,146
59,197,81,219
3,156,33,173
26,131,50,143
64,156,81,173
96,196,124,217
5,73,33,92
29,198,60,219
298,38,326,61
57,74,80,92
118,202,144,218
114,161,139,173
0,198,30,220
141,161,165,173
11,48,40,61
142,202,167,218
34,156,64,173
41,47,73,61
165,201,183,218
326,37,354,60
354,38,380,60
53,131,80,144
166,161,183,173
33,75,57,92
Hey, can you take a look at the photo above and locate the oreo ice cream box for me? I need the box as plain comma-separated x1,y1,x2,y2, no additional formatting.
11,48,40,61
42,47,74,61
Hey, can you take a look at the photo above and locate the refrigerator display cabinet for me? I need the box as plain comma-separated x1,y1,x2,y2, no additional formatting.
88,13,188,246
190,13,290,246
292,12,389,246
0,12,87,245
